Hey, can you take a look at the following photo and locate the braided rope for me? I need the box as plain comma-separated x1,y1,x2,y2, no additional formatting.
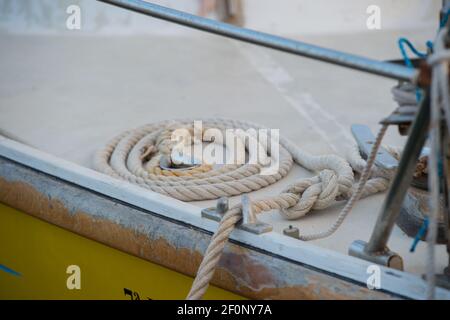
297,124,388,240
94,118,395,299
186,124,389,299
186,207,241,300
94,118,390,212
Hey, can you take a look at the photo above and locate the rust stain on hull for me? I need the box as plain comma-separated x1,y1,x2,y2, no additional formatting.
0,176,392,299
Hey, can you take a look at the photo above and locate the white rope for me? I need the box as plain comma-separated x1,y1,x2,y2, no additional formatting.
298,124,389,240
94,118,396,299
94,118,391,214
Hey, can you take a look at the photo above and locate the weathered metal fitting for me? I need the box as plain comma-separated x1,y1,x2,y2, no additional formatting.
349,240,404,271
159,153,200,171
240,194,273,234
201,197,229,222
159,155,173,169
201,195,273,235
283,225,300,239
351,124,398,170
216,196,229,214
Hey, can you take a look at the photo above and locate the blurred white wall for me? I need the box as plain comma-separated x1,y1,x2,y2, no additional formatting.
0,0,442,36
244,0,441,36
0,0,202,35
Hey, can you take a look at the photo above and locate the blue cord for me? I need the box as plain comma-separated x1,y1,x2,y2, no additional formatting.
397,38,427,101
399,9,450,67
426,40,434,52
398,37,428,67
410,217,429,252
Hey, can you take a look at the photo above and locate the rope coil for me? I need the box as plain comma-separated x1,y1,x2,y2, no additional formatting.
94,118,392,217
95,118,398,299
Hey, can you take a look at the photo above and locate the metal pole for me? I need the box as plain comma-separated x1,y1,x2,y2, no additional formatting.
98,0,417,82
366,90,431,253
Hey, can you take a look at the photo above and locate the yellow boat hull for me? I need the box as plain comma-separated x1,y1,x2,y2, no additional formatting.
0,203,242,300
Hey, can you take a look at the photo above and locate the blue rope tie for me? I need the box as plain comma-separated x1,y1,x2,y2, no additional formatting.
426,40,434,52
397,38,427,101
398,37,428,67
410,217,429,252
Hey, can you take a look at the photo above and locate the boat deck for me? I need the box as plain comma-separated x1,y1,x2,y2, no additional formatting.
0,29,447,277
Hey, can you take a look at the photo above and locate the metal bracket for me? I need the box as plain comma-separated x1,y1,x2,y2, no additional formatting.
201,197,229,222
159,154,201,171
283,225,300,239
348,240,404,270
240,194,273,234
201,195,273,235
351,124,398,170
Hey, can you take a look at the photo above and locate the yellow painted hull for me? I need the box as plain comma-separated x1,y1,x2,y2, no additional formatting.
0,203,242,300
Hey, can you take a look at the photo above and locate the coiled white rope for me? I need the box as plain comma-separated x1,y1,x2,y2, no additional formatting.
94,118,394,217
94,118,397,299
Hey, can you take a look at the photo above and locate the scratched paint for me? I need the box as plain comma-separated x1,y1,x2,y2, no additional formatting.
0,264,21,277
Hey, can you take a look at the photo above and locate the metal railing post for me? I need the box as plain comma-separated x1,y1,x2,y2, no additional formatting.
97,0,417,82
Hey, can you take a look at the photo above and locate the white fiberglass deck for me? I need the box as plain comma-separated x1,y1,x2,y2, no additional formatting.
0,27,447,277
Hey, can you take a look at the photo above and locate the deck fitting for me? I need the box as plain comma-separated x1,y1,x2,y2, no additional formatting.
349,240,404,270
201,195,273,235
283,225,300,239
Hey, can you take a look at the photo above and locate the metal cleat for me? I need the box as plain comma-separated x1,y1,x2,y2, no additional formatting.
351,124,399,170
201,195,272,235
240,194,273,235
201,197,229,222
283,225,300,239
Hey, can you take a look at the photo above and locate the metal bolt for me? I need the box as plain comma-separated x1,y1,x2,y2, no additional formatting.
216,197,229,214
159,155,172,169
242,194,256,225
283,225,300,239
